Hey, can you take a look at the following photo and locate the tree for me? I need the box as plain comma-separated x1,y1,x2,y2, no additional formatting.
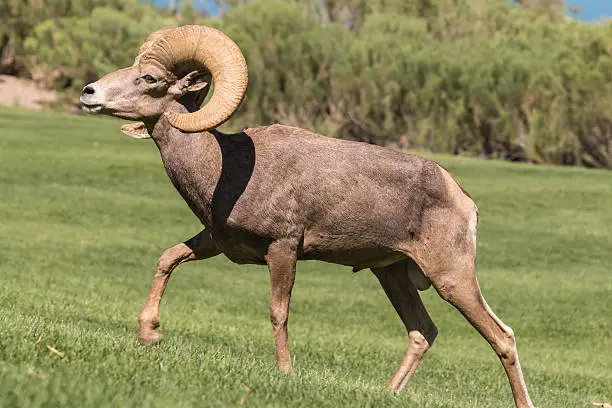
23,1,173,90
0,0,126,75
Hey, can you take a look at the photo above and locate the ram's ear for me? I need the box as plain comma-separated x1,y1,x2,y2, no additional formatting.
120,122,151,139
168,70,209,97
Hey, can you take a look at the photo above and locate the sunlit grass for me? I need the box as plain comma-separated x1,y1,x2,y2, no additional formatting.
0,107,610,407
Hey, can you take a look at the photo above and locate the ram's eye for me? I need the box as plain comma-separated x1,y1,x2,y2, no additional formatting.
142,75,157,84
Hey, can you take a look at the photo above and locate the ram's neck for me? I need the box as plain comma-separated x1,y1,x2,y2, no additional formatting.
144,100,194,146
144,102,223,227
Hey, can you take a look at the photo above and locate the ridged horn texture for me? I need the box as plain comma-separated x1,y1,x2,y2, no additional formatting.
135,25,248,132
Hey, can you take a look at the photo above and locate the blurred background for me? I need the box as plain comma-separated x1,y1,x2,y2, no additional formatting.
1,0,611,167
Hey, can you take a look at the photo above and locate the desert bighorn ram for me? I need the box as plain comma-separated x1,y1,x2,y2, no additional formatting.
80,25,534,407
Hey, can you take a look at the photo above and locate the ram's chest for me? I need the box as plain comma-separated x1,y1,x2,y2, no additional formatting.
158,135,290,265
163,168,267,264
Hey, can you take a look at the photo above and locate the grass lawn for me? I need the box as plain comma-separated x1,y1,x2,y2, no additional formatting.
0,107,610,407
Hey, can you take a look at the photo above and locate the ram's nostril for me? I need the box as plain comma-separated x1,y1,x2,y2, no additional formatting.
82,85,95,95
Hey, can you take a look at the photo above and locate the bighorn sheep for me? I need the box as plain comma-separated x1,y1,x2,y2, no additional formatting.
79,25,534,407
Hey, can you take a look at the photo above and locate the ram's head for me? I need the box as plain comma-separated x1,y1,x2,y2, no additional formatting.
80,25,248,137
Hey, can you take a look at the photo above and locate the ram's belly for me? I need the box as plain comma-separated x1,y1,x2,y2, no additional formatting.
299,230,409,270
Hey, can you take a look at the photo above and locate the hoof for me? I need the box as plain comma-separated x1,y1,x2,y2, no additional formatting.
387,382,404,394
277,365,293,374
138,331,163,345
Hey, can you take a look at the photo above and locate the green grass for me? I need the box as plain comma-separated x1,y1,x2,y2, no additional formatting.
0,107,610,408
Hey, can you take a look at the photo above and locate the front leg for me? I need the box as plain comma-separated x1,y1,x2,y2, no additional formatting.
138,229,221,344
265,239,297,372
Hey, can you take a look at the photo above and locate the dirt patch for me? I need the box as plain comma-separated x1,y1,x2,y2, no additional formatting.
0,75,57,110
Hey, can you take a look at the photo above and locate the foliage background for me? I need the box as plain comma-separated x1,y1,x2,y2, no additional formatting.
1,0,611,168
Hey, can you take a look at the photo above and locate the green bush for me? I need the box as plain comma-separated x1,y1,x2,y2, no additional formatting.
4,0,611,168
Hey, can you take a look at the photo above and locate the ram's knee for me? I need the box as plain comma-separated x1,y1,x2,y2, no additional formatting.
270,305,288,330
155,254,175,275
408,327,437,354
156,244,190,275
492,328,518,365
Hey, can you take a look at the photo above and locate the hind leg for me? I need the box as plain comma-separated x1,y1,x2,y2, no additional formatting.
430,257,534,408
372,262,438,393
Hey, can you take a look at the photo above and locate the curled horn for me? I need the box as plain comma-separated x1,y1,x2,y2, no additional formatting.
136,25,248,132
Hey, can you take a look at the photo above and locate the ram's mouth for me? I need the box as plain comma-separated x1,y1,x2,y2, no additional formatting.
81,103,103,114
